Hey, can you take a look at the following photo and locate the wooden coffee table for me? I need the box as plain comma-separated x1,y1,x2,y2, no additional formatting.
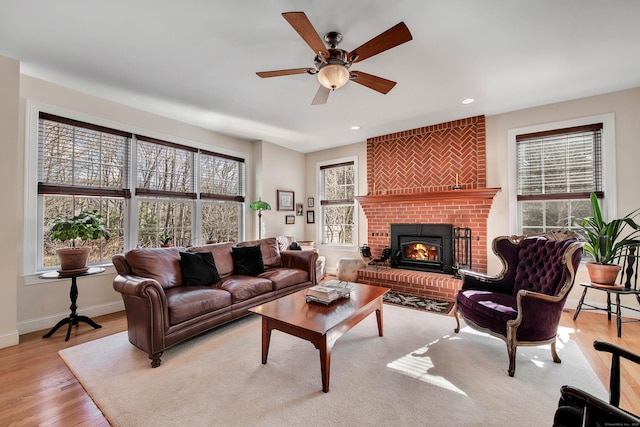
249,283,389,392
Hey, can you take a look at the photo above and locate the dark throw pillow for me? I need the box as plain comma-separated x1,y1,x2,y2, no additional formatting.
231,245,265,276
180,251,221,286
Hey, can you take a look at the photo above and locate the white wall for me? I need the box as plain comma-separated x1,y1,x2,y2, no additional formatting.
257,141,306,239
0,55,20,348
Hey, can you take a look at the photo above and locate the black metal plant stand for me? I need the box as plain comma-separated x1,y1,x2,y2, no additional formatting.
41,267,105,341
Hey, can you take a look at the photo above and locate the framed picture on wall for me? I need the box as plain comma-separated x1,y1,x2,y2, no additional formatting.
307,197,314,208
277,190,294,211
306,210,315,224
285,215,295,225
296,203,303,216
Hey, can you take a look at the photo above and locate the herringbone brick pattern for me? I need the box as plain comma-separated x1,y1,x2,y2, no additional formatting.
367,115,485,195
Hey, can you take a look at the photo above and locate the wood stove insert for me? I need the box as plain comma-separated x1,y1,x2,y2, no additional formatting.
390,223,454,274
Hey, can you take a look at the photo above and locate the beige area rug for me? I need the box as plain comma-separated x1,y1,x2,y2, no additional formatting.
59,305,606,427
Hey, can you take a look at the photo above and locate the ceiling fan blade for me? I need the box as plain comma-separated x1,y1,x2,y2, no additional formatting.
256,68,315,78
350,71,397,94
282,12,330,57
348,22,412,63
312,85,330,105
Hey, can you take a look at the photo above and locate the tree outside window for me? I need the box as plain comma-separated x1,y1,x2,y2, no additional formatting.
319,160,356,245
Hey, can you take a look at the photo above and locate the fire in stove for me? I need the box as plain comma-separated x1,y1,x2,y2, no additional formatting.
403,242,439,261
390,223,454,274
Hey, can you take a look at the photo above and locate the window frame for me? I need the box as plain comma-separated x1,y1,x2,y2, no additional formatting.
508,113,617,234
316,156,358,249
25,102,247,277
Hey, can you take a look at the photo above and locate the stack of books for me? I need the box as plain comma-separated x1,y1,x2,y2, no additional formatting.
306,281,354,304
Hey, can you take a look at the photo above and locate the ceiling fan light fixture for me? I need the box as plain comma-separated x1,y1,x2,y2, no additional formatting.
317,64,350,90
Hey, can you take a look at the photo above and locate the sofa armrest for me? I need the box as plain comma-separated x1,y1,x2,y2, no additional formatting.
113,274,170,356
281,250,319,285
113,274,166,299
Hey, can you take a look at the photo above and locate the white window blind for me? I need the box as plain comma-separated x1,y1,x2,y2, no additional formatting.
199,150,245,202
38,112,131,197
516,123,603,200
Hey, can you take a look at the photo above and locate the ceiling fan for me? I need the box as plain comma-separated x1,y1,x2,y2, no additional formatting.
256,12,412,105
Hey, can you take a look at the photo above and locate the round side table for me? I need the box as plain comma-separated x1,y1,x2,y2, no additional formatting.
41,267,105,341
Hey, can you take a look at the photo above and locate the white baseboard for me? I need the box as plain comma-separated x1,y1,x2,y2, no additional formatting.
17,300,125,335
0,330,19,349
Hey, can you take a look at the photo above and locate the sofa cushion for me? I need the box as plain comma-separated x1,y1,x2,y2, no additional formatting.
456,289,518,336
231,245,265,276
186,242,235,278
165,286,232,325
179,251,221,286
125,247,183,289
259,268,308,291
219,276,273,303
237,237,282,268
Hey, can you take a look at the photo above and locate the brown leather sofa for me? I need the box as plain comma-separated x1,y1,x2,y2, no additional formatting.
112,237,318,367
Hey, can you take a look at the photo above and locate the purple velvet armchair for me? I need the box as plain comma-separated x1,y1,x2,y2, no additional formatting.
453,231,583,376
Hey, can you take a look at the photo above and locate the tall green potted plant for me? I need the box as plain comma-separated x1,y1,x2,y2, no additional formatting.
578,192,640,285
49,210,110,273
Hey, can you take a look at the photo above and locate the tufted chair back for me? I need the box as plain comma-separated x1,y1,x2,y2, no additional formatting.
513,238,578,296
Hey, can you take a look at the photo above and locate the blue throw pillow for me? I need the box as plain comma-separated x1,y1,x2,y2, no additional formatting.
180,251,221,286
231,245,265,276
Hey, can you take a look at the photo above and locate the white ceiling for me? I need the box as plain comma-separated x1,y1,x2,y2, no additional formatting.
1,1,639,153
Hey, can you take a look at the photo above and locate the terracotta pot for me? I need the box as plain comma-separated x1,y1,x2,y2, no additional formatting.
585,262,622,285
56,247,91,272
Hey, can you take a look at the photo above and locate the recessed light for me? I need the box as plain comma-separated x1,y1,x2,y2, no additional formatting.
351,125,361,130
462,98,475,105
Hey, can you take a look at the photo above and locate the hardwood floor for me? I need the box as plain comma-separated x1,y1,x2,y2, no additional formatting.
1,307,638,426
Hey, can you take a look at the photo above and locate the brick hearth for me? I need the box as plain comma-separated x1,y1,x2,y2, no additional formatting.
355,115,499,302
357,267,462,302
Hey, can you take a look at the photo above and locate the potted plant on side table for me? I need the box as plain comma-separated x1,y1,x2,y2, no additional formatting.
49,210,110,274
578,192,640,286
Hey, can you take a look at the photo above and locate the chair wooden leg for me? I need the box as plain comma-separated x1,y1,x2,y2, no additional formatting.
551,339,562,363
616,294,622,338
507,341,517,377
453,304,461,333
573,287,588,320
607,292,612,320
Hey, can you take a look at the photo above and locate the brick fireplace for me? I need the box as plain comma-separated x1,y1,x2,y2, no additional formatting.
355,115,500,302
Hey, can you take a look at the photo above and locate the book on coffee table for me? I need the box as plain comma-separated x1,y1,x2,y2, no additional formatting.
306,281,354,304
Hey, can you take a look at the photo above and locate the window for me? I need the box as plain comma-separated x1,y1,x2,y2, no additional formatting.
38,113,130,268
198,150,245,243
135,136,196,248
319,160,356,246
35,111,245,271
516,123,603,235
